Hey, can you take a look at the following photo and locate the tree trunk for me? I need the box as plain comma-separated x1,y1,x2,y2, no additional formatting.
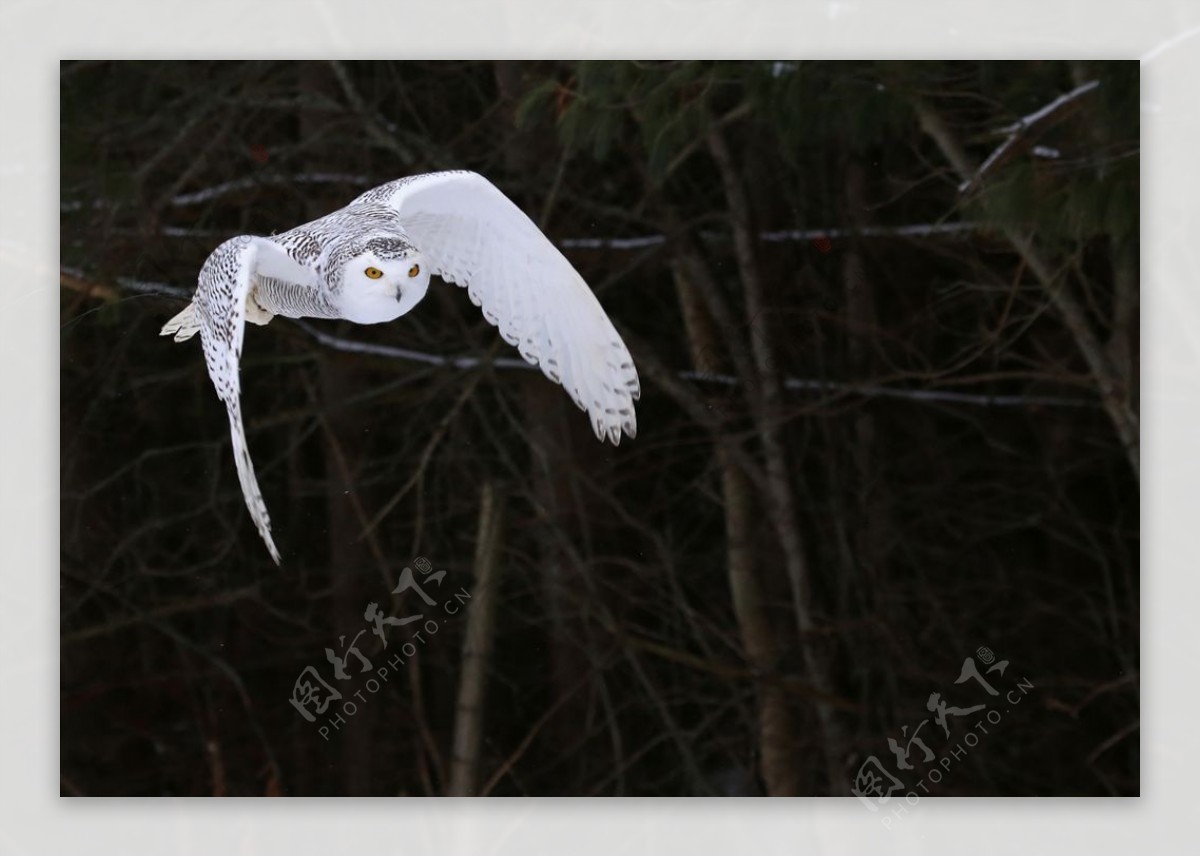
494,61,595,785
671,257,804,796
448,481,506,795
840,160,891,602
706,123,848,790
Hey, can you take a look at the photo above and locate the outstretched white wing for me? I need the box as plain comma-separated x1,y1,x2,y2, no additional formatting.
192,235,281,563
364,171,640,444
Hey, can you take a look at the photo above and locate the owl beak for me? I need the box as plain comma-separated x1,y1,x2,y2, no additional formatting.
395,285,404,303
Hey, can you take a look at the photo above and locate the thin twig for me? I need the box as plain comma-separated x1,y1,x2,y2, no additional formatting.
959,80,1100,193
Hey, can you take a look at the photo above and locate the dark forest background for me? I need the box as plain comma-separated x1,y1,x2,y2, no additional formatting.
60,60,1138,797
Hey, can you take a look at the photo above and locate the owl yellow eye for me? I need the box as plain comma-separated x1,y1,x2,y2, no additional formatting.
408,264,420,278
364,267,383,279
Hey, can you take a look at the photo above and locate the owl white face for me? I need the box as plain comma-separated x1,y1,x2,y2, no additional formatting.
335,250,431,324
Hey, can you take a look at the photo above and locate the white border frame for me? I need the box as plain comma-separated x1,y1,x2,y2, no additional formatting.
9,1,1190,852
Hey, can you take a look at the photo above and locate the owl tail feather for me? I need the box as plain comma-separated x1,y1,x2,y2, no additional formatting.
160,302,201,342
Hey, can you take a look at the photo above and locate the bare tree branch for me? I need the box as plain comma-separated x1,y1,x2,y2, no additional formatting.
914,96,1139,477
960,80,1101,193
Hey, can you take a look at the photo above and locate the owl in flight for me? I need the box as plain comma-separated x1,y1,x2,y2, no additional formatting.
161,171,640,563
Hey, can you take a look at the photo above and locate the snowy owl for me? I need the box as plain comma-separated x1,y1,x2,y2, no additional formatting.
161,171,640,563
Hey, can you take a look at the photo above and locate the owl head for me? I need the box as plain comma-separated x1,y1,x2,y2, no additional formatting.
331,236,431,324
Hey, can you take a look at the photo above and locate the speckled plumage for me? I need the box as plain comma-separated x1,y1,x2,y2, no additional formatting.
161,170,640,563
